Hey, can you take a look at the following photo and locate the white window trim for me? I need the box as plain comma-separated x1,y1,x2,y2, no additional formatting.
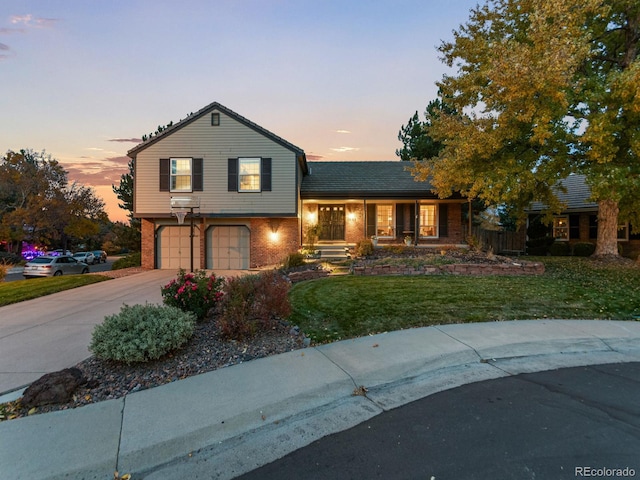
553,216,569,241
618,222,629,241
170,157,192,193
238,157,261,192
376,204,395,238
419,204,439,238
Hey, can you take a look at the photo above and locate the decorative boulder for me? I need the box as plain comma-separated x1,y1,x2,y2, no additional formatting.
21,367,86,408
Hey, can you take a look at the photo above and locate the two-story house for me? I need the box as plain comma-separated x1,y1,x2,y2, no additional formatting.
128,102,467,270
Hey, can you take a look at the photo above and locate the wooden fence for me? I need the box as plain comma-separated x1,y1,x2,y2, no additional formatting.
462,225,526,255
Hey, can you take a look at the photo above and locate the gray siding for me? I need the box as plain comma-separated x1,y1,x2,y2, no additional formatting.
134,110,300,216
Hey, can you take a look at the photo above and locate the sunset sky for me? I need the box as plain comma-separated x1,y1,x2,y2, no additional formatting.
1,0,478,223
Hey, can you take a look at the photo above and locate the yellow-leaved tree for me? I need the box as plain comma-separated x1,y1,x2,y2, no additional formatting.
411,0,640,257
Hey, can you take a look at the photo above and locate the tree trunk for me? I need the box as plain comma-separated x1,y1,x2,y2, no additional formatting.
593,199,620,257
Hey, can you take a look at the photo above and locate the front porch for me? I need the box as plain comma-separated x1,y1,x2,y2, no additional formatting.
301,200,465,250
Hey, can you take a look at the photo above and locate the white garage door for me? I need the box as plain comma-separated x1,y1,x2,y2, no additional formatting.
207,226,250,270
158,226,201,270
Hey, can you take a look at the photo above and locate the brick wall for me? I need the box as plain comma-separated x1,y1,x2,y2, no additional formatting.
140,219,155,269
353,261,544,276
250,217,300,268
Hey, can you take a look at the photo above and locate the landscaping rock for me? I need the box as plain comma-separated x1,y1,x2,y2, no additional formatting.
21,368,86,408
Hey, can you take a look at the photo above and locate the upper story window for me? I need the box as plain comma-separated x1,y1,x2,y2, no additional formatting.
228,157,272,192
159,158,203,192
553,216,569,240
239,158,261,192
419,204,438,237
171,158,192,192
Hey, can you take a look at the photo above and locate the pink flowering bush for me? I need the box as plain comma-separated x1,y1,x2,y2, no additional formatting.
161,269,226,321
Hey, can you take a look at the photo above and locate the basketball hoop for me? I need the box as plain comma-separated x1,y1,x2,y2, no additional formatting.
174,210,188,225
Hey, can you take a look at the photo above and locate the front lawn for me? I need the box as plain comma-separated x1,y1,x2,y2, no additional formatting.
0,275,111,306
289,257,640,343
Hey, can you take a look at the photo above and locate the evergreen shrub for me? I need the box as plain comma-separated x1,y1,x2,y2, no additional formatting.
89,304,195,364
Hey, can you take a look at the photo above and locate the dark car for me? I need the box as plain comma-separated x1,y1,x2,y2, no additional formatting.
92,250,107,263
23,255,90,278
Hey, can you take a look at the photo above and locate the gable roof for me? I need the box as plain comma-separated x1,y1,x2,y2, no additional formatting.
301,161,463,200
127,101,307,173
529,174,598,212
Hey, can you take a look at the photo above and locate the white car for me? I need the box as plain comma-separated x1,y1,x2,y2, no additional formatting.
23,255,90,278
72,252,96,265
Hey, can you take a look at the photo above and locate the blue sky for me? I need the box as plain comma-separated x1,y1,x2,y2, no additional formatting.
1,0,478,222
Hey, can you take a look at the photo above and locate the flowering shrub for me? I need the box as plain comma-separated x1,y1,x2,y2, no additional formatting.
161,269,226,321
217,270,292,339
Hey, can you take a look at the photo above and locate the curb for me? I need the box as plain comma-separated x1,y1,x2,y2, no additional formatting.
1,320,639,480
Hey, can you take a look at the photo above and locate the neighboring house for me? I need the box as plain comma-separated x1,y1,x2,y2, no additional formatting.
527,174,640,257
128,102,467,271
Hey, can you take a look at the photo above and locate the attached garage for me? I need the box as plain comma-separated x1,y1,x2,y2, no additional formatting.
207,225,250,270
157,225,201,270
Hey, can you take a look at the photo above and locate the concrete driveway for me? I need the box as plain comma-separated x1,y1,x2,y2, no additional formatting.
0,270,185,394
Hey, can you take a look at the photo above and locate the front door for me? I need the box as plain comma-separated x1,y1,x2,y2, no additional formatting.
318,205,345,241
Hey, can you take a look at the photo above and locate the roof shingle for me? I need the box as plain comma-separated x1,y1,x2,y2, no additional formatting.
301,161,456,199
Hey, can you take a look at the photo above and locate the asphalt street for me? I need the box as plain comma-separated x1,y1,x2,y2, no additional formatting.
237,362,640,480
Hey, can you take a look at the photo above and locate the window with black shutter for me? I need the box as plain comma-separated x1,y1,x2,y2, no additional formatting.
228,158,238,192
439,204,448,237
228,157,271,192
193,158,203,191
569,214,580,240
159,158,169,191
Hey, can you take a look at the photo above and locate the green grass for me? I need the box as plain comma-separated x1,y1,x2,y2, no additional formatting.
289,257,640,343
0,275,111,307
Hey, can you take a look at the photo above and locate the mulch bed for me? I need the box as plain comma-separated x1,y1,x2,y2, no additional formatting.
4,318,305,420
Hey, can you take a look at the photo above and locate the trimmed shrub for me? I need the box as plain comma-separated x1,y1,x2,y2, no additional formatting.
549,242,570,256
217,270,292,339
281,252,306,270
526,236,555,255
112,252,141,270
89,304,195,364
355,239,374,257
573,242,596,257
161,269,226,321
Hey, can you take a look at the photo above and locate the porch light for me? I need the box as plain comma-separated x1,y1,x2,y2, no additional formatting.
347,212,356,222
269,230,279,242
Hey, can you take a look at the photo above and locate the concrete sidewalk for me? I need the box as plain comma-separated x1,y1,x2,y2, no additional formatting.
1,319,639,480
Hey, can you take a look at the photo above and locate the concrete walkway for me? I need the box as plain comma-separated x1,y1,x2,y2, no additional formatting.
1,318,639,479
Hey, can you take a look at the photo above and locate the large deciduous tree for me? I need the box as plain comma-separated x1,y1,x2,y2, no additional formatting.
0,149,107,252
410,0,640,257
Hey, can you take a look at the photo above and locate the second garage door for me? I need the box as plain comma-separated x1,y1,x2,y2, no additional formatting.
207,226,250,270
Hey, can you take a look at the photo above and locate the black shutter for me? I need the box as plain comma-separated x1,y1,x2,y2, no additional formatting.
261,157,272,191
439,204,448,237
228,158,238,192
589,215,598,239
569,214,580,240
193,158,203,191
159,158,169,191
396,204,403,240
366,204,376,238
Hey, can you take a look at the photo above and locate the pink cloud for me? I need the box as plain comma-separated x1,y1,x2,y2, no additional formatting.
64,156,131,187
307,154,324,161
